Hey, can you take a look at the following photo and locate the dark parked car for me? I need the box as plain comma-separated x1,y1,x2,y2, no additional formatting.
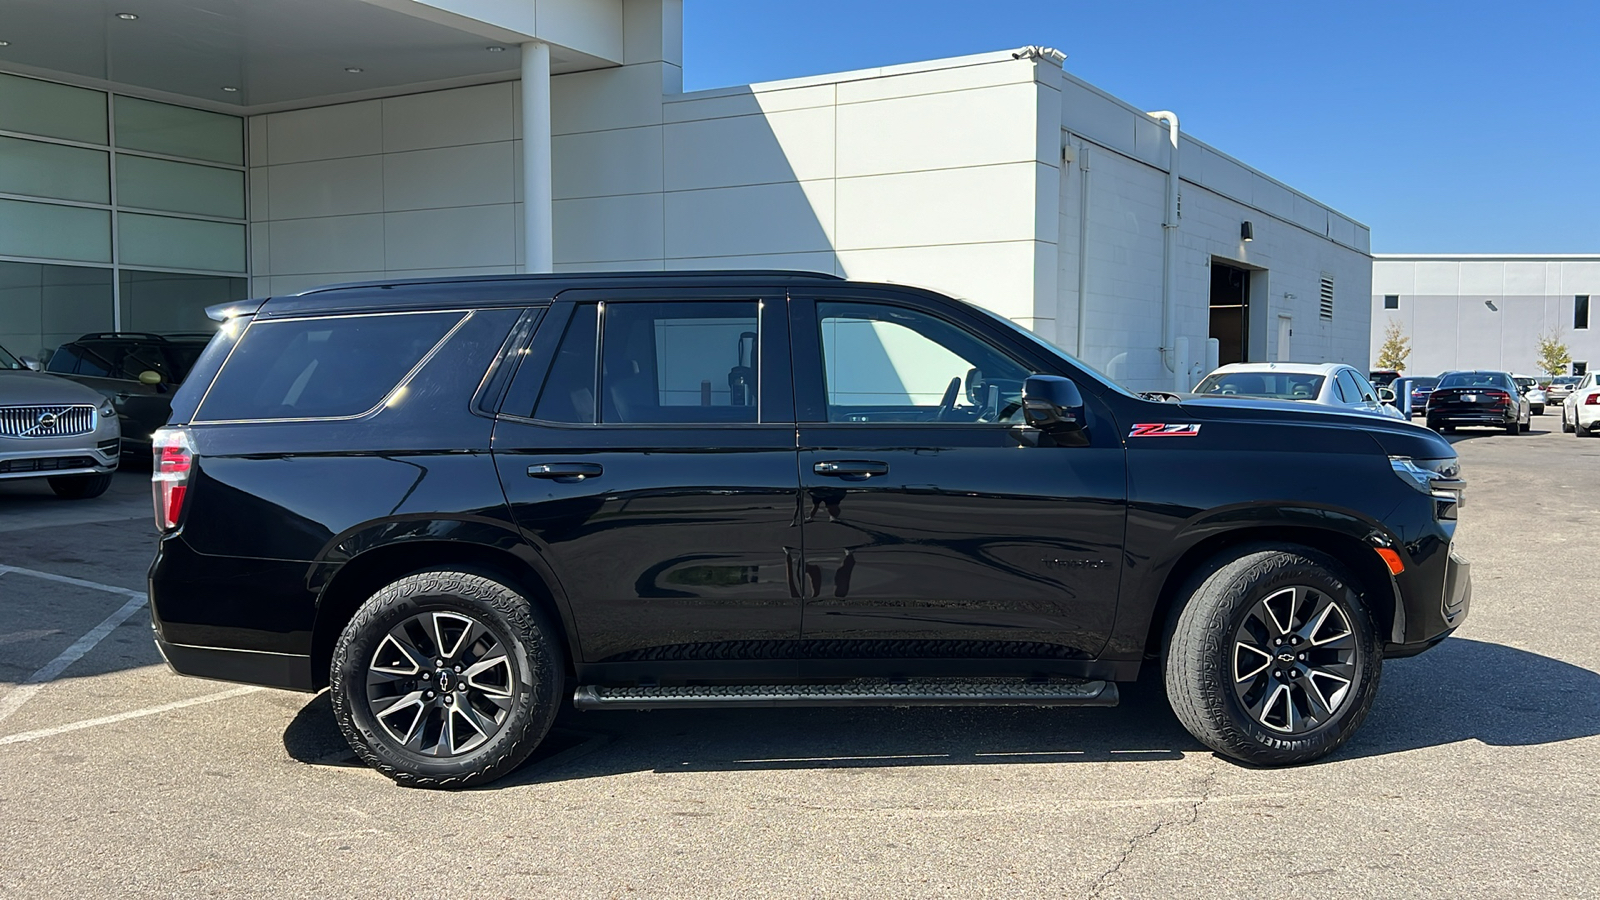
1401,376,1438,418
1425,370,1530,434
148,271,1470,787
1368,369,1401,388
46,332,212,458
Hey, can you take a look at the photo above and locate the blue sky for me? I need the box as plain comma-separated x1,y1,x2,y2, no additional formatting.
683,1,1599,254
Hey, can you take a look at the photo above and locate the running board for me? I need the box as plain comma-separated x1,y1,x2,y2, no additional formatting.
572,678,1119,710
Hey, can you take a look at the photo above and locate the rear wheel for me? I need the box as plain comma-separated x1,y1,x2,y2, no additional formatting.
1564,408,1575,433
1165,546,1381,766
47,472,113,499
331,569,564,788
1505,418,1520,435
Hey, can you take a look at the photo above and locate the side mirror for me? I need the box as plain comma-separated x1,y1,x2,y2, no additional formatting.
1022,375,1086,435
138,370,163,386
1378,387,1396,404
20,356,42,372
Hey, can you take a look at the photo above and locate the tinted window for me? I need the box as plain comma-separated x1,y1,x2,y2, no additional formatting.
196,311,463,421
532,304,598,423
1334,370,1363,402
817,302,1033,424
600,301,759,424
44,345,81,373
1195,372,1324,400
56,343,115,377
0,343,21,369
1350,371,1379,402
1437,372,1512,390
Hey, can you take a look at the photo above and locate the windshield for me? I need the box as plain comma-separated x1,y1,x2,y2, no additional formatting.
1193,371,1325,400
1438,372,1510,390
1554,376,1580,386
1514,378,1538,390
0,343,21,370
1410,378,1438,390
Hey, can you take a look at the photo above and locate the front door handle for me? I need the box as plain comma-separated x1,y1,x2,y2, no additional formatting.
527,462,604,481
813,460,889,478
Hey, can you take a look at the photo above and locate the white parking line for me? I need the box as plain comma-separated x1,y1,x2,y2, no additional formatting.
0,686,263,746
0,566,149,726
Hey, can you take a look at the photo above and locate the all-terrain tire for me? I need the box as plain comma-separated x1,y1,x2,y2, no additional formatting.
330,568,564,788
48,472,113,499
1164,545,1381,766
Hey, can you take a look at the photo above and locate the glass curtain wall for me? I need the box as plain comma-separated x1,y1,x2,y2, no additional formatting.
0,72,246,361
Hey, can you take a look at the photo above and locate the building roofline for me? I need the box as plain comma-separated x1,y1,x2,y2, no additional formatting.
1055,70,1369,234
1374,253,1600,261
669,48,1036,103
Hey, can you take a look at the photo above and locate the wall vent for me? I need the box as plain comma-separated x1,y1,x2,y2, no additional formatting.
1319,277,1335,320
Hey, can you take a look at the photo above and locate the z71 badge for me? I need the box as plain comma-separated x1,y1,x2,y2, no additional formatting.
1128,423,1202,437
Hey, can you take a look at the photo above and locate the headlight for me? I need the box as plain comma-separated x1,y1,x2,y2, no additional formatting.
1390,456,1465,513
99,401,115,418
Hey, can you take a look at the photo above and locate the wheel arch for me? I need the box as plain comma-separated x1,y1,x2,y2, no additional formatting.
1141,524,1400,663
310,539,578,690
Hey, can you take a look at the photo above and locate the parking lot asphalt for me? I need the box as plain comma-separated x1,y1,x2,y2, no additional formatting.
1,424,1598,899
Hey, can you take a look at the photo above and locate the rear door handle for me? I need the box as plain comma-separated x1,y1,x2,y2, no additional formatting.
527,462,604,481
813,460,889,478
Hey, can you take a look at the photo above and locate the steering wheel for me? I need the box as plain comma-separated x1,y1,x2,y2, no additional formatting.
933,376,962,422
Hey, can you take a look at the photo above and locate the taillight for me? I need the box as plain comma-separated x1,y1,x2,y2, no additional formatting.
152,426,194,531
1486,390,1510,406
1587,393,1600,406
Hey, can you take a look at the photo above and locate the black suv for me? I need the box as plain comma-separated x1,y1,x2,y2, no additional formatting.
148,272,1470,787
47,332,211,458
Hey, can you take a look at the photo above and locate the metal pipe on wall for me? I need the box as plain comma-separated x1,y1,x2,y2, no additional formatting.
1075,141,1091,358
1146,109,1180,387
521,41,554,273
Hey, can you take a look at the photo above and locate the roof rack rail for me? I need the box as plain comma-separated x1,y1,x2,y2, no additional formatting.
74,332,170,342
294,268,844,296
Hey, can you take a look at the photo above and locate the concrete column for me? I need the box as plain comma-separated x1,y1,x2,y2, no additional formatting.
521,40,553,273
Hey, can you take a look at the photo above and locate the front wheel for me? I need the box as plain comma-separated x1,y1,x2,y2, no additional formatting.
1564,408,1575,433
48,472,113,499
1164,546,1381,766
330,569,564,788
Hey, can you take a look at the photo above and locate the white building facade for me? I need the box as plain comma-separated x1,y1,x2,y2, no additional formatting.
0,0,1371,392
1371,255,1599,377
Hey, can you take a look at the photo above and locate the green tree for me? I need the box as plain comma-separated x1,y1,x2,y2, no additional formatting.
1374,318,1410,372
1536,330,1572,377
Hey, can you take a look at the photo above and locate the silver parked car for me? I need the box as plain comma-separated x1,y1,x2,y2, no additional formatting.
1513,375,1547,415
0,341,121,499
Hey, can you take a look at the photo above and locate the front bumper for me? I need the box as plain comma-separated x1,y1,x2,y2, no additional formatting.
0,437,119,481
1385,545,1470,658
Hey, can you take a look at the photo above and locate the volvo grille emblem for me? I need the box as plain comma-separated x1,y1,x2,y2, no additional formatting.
20,411,59,436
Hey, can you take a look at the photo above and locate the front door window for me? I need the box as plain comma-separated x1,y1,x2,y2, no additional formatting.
818,302,1032,424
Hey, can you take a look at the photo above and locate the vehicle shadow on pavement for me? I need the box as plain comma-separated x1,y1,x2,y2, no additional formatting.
282,675,1205,786
281,637,1596,785
1343,637,1600,759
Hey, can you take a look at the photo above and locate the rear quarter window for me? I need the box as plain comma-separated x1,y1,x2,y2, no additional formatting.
195,311,465,422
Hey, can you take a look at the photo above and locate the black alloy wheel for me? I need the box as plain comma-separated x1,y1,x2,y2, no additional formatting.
1229,586,1358,735
331,569,563,788
365,610,516,757
1165,545,1381,766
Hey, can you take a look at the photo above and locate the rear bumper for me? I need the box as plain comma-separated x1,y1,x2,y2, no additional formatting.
155,636,316,691
1426,410,1515,426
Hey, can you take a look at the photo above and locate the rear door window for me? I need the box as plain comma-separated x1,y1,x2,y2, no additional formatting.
600,301,761,424
195,311,465,421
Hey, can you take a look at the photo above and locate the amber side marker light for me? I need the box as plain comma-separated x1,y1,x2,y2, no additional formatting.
1375,547,1405,576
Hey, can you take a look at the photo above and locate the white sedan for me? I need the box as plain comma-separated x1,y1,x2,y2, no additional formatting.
1562,372,1600,437
1192,362,1408,420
